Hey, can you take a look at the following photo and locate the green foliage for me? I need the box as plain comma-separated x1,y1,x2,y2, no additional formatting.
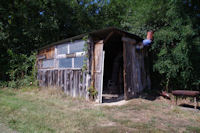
88,86,98,100
82,35,89,72
0,0,199,91
5,50,37,88
122,0,200,91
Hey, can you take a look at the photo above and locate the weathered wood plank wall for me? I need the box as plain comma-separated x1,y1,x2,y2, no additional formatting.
122,37,151,99
37,69,88,99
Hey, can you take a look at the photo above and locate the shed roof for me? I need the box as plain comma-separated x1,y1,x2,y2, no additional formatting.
39,27,143,50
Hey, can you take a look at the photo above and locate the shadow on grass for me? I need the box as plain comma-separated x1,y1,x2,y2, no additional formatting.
139,88,160,101
179,103,200,110
102,88,161,103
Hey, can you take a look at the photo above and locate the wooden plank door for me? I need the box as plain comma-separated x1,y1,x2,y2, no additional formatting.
94,40,104,103
122,37,138,100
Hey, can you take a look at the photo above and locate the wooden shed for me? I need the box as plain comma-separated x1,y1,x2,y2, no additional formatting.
37,27,151,103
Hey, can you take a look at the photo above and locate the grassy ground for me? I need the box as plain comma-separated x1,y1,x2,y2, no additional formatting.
0,87,200,133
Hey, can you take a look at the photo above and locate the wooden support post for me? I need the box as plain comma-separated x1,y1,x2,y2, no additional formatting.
123,41,128,100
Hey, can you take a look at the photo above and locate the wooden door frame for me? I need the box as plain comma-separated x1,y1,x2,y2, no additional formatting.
93,40,104,103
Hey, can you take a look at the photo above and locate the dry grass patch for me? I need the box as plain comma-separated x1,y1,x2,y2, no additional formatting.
0,88,200,133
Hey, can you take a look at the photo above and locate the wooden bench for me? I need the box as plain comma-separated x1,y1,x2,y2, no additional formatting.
172,90,200,109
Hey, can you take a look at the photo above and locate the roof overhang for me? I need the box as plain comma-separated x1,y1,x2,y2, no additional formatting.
38,27,143,51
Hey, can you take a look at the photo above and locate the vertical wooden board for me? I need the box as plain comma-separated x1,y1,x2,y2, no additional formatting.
55,70,58,87
135,50,143,92
94,40,104,103
46,70,49,87
73,70,75,97
70,70,73,97
76,71,80,97
139,50,146,90
82,72,86,97
42,70,46,87
78,71,82,97
72,70,75,97
40,71,42,86
64,70,67,94
61,70,65,84
57,70,59,87
123,40,150,99
124,41,138,99
123,42,128,100
67,70,70,95
67,70,70,94
74,70,78,97
52,70,54,86
74,71,78,97
53,70,55,86
50,70,53,86
60,70,63,90
47,70,50,86
45,70,48,86
37,69,89,99
83,73,88,96
99,51,105,103
79,71,82,97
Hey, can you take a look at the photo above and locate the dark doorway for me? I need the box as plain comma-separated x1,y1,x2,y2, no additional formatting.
102,33,124,103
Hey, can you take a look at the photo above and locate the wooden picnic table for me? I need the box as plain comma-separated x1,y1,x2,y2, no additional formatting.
172,90,200,109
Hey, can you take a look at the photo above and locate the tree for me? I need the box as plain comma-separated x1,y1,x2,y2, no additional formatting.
122,0,200,91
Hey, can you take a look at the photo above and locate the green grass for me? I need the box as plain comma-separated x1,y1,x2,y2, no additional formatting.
0,88,200,133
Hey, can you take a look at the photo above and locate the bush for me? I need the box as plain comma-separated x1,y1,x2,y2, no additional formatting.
6,50,37,89
0,81,7,88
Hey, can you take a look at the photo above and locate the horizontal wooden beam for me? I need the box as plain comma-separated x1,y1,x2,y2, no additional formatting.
37,55,46,60
56,51,86,59
103,31,114,44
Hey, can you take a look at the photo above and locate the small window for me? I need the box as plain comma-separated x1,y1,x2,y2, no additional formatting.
69,40,85,54
59,58,72,68
57,43,68,55
74,56,86,68
56,40,87,69
42,59,54,68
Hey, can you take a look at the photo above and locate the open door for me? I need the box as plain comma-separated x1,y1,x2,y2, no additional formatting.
122,37,138,100
94,40,105,103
